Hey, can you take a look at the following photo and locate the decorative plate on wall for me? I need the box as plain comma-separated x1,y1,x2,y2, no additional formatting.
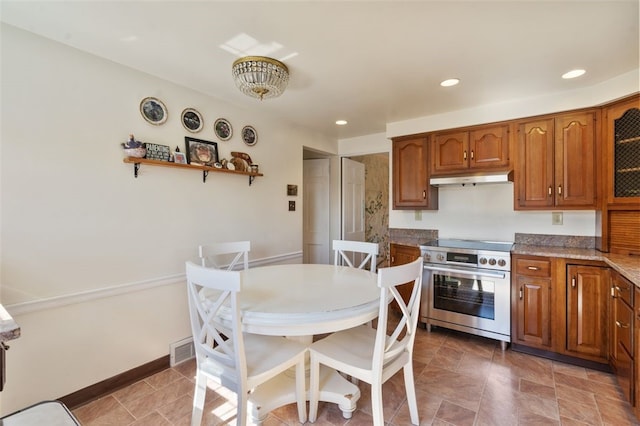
181,108,203,133
140,97,167,125
214,118,233,141
242,125,258,146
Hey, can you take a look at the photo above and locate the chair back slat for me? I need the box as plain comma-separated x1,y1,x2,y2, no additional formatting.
333,240,379,272
199,241,251,270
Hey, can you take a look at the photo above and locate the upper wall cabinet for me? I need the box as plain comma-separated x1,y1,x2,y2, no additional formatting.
431,124,510,175
603,95,640,207
515,111,597,210
392,137,438,210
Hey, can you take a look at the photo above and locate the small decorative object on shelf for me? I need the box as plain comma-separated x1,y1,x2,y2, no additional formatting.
122,134,146,158
144,143,170,161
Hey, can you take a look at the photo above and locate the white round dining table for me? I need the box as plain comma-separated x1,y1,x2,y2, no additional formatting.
236,263,381,336
202,263,382,422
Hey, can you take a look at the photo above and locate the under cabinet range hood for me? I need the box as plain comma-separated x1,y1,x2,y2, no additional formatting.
429,170,513,187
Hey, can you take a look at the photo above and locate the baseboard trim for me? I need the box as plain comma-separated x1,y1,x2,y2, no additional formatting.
59,355,170,410
510,343,611,372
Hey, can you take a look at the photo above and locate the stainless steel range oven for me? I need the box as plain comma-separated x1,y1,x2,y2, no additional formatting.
419,239,513,350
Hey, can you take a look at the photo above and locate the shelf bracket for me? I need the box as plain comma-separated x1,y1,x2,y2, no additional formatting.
133,162,141,178
249,175,255,186
202,170,209,183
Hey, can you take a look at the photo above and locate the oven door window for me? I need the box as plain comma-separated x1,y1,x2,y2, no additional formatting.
433,273,495,320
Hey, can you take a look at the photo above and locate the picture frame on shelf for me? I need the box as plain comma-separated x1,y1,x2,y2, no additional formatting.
181,108,203,133
140,97,167,125
174,152,187,164
242,125,258,146
214,118,233,141
185,137,218,167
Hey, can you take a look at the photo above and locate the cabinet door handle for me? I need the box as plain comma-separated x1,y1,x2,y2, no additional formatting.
463,150,467,160
527,266,540,271
391,256,395,263
471,150,474,160
615,320,630,329
571,277,576,288
519,286,523,300
558,185,562,195
422,190,426,199
611,286,616,297
548,186,552,196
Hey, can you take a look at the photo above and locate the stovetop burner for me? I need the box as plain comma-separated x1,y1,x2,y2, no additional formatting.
420,239,513,253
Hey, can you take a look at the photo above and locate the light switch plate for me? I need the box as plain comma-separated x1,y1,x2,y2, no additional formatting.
552,212,563,225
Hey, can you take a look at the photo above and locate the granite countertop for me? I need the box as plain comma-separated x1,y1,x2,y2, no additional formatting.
0,304,21,342
512,244,640,287
388,229,640,288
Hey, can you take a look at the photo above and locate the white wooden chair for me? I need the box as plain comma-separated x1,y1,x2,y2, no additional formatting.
198,241,250,270
333,240,379,272
308,257,423,425
185,261,307,426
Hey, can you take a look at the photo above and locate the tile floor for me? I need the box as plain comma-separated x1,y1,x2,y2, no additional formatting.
72,327,640,425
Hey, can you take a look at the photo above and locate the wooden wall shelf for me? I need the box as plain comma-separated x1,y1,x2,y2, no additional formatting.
123,157,263,185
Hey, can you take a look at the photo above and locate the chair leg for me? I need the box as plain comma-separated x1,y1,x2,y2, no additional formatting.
295,360,307,423
370,381,384,426
308,355,320,422
403,363,419,425
237,390,248,426
191,372,207,426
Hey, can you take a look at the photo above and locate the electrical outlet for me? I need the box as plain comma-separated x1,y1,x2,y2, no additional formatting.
552,212,563,225
288,201,295,211
414,210,422,221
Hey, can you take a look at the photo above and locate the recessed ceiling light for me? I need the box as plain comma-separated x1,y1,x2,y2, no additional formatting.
335,120,348,126
440,78,460,87
562,69,586,79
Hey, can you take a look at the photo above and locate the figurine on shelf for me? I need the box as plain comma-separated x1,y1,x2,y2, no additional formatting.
122,134,146,158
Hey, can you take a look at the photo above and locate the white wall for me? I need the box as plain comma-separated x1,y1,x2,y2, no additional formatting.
0,24,337,413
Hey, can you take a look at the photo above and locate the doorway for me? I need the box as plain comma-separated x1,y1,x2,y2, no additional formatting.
302,149,389,267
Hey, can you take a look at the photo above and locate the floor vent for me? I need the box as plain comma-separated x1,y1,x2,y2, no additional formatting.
170,337,195,367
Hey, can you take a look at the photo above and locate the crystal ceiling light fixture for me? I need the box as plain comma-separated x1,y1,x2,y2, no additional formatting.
232,56,289,100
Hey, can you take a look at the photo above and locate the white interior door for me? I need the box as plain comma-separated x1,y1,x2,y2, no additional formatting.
341,158,366,265
303,158,330,264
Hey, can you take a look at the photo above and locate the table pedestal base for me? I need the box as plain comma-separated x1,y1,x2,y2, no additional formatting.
249,365,360,424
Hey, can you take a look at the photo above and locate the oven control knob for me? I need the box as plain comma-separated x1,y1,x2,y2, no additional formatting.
479,257,487,265
437,254,445,261
498,259,506,267
488,258,497,265
423,253,431,262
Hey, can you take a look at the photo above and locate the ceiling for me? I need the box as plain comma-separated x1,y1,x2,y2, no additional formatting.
1,1,638,139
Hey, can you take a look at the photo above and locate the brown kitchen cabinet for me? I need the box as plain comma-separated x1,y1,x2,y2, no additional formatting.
431,124,510,175
565,264,609,362
516,110,597,210
390,243,421,312
610,270,635,403
512,255,553,349
392,136,438,210
597,94,640,254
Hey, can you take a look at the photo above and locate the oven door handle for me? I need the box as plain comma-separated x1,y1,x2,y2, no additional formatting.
423,265,506,280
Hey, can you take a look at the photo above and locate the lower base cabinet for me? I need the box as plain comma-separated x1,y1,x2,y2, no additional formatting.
565,264,609,362
610,271,635,404
389,243,421,313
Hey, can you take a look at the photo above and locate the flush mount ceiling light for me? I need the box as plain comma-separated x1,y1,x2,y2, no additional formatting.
232,56,289,100
440,78,460,87
335,120,348,126
562,69,586,79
